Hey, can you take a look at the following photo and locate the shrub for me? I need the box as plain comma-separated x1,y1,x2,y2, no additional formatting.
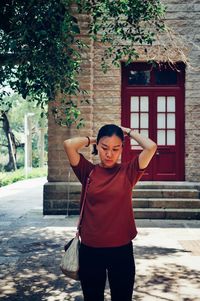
0,167,47,187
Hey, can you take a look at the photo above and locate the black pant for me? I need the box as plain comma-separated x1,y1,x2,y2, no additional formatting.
79,241,135,301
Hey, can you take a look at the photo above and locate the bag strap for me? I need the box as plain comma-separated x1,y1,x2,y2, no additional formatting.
76,168,94,236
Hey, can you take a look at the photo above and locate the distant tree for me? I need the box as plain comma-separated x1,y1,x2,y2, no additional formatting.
0,95,20,170
0,0,167,128
0,93,47,171
0,111,17,171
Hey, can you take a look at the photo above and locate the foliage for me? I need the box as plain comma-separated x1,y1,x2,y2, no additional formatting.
0,0,166,127
0,167,47,187
78,0,165,71
0,93,48,169
7,93,47,130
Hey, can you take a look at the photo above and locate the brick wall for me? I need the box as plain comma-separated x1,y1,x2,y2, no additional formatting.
163,0,200,181
44,1,200,214
43,11,94,213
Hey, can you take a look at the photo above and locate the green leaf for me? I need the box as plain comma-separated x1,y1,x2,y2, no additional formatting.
71,25,80,34
0,0,168,128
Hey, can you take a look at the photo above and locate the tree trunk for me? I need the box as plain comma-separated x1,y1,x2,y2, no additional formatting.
1,111,17,171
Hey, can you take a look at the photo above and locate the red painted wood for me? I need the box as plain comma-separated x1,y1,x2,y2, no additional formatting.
121,62,185,181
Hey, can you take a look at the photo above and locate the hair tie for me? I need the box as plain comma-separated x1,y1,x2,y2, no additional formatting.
85,136,90,147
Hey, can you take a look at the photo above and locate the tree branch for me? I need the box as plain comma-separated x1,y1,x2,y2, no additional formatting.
0,53,27,66
16,143,24,148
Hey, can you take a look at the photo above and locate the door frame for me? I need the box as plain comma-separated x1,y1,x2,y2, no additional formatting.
121,62,185,181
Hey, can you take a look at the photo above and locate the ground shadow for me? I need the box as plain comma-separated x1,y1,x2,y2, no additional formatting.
0,225,199,301
134,263,200,301
134,245,189,260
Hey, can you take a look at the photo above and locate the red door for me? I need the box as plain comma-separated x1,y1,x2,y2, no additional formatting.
121,62,185,181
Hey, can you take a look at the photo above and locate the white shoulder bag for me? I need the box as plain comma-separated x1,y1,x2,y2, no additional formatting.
60,169,94,280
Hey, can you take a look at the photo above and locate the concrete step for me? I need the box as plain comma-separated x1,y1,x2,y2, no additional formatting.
132,189,199,199
135,181,200,190
44,182,200,219
64,208,200,220
132,198,200,209
134,208,200,220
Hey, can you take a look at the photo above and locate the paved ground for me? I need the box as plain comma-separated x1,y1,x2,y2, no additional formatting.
0,177,200,301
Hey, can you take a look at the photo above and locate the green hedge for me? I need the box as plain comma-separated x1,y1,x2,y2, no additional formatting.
0,167,47,187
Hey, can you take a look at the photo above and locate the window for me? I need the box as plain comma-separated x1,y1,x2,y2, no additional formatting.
155,70,177,85
124,62,182,86
130,96,149,149
157,96,176,145
128,70,150,85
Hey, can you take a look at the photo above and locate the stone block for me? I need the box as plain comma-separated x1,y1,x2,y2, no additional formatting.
94,105,120,114
166,11,200,20
166,4,194,13
94,77,120,85
93,97,117,105
94,90,120,98
94,68,120,77
94,84,120,92
43,182,82,214
165,209,200,219
43,200,52,210
52,199,80,210
94,113,120,123
185,97,200,106
185,90,200,97
134,209,165,219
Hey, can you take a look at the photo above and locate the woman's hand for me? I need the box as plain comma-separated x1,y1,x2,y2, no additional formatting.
90,137,97,145
120,126,131,136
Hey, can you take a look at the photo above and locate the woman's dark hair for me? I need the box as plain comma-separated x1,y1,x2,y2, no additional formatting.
92,124,124,155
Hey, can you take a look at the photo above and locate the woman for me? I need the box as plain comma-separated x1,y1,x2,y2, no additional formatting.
63,124,157,301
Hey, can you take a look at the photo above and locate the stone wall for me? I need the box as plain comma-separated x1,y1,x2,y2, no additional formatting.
163,0,200,181
44,1,200,214
44,12,94,214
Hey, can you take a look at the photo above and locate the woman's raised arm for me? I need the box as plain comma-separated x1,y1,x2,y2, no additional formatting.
63,136,96,166
120,126,157,169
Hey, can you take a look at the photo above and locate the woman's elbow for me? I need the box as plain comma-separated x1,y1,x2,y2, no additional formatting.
153,142,157,149
151,142,157,153
63,139,71,148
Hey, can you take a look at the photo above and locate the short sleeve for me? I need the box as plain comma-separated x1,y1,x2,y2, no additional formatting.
125,155,146,187
70,153,94,185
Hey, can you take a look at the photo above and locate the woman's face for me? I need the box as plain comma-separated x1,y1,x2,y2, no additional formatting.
97,134,123,168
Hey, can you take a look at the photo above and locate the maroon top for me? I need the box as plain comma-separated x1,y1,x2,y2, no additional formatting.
70,153,146,247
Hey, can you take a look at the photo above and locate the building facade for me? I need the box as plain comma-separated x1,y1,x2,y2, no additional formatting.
44,1,200,214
